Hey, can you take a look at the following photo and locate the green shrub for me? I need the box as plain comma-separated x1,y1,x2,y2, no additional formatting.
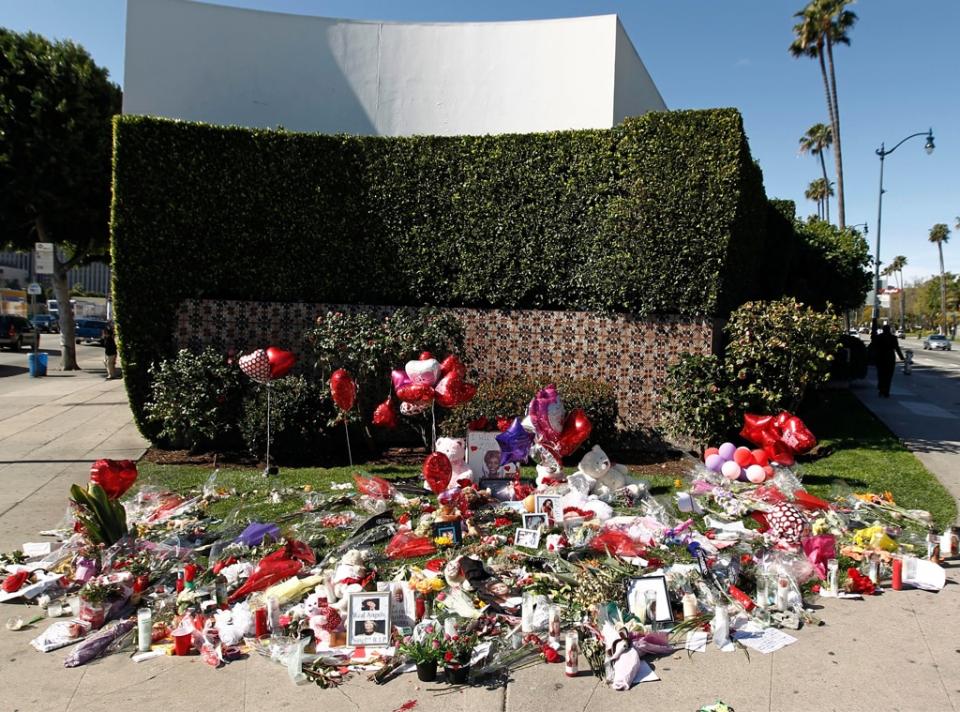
657,298,843,445
440,377,618,448
305,307,464,424
144,348,244,451
110,109,771,438
724,298,842,413
656,354,740,447
239,376,337,465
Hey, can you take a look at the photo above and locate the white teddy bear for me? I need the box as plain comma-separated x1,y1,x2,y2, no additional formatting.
323,548,369,614
567,445,647,502
435,437,477,487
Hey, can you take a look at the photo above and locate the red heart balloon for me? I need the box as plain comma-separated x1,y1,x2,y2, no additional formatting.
238,349,271,383
329,369,357,411
396,382,435,405
434,372,476,408
423,452,452,494
557,408,592,457
439,354,466,378
778,412,817,454
266,346,296,379
90,459,138,500
372,398,398,429
418,351,434,361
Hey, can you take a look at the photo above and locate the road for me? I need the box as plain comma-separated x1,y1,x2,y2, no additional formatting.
0,333,110,377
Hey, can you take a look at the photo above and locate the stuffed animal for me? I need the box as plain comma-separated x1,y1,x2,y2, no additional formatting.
568,445,648,501
435,437,476,486
324,549,369,614
304,592,342,647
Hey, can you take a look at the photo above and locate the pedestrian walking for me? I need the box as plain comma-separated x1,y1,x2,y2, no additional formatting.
102,327,118,380
871,324,904,398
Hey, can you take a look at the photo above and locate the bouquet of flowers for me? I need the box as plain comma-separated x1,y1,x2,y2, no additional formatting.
442,631,478,668
397,624,445,664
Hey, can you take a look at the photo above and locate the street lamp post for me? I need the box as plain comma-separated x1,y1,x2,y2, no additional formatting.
871,129,935,336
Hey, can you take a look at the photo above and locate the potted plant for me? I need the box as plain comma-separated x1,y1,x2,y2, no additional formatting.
77,581,117,628
397,624,444,681
442,631,477,684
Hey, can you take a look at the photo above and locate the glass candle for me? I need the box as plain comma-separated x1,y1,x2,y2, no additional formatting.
827,559,839,596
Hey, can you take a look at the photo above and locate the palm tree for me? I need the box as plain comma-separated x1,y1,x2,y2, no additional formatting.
799,123,833,222
929,223,950,334
790,0,857,229
882,255,908,330
805,178,833,219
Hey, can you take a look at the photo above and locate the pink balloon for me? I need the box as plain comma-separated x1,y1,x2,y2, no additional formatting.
391,369,411,393
705,453,724,472
746,465,766,484
721,461,741,481
718,442,736,461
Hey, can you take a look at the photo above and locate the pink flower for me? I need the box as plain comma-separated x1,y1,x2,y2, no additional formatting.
424,625,435,634
431,639,440,649
402,636,412,645
436,592,446,602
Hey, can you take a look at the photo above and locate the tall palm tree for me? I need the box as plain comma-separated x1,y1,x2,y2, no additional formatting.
799,123,833,222
790,0,857,229
929,223,950,334
883,255,908,329
805,178,833,219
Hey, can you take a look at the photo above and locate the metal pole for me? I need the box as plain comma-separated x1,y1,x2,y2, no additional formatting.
872,149,885,336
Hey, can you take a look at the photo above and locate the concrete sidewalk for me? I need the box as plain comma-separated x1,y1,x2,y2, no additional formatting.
0,350,957,711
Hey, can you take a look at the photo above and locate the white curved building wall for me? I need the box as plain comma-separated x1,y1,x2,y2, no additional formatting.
123,0,666,136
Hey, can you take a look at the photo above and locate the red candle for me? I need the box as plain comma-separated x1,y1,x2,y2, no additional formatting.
728,584,756,612
891,558,903,591
254,607,269,637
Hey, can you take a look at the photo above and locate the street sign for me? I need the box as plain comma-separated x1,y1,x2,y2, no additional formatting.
35,243,55,275
27,283,42,296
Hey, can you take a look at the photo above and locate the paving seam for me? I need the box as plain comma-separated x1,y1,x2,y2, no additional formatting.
910,604,957,711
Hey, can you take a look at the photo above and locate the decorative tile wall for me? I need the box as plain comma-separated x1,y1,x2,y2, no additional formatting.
174,300,715,433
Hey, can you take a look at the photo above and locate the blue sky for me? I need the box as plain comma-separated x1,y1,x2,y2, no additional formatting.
1,0,957,283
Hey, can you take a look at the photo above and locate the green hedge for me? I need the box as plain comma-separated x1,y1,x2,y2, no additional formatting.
111,109,771,437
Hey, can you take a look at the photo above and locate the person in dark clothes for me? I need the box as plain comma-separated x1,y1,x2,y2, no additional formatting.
102,327,118,379
871,324,904,398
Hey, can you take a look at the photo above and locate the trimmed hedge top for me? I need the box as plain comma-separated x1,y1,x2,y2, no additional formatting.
111,109,771,434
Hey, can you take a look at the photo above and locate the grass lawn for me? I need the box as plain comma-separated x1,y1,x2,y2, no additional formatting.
136,387,956,528
797,389,956,527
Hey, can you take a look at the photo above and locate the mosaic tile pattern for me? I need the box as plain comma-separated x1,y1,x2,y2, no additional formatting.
174,300,715,431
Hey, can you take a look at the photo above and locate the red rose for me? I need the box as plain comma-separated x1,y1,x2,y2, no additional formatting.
542,645,562,663
740,553,753,567
444,651,454,662
493,517,512,528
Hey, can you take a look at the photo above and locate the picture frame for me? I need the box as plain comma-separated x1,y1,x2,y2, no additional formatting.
514,528,542,549
346,590,391,647
626,575,674,624
432,520,463,546
533,494,562,523
467,431,518,480
480,478,535,502
522,513,548,531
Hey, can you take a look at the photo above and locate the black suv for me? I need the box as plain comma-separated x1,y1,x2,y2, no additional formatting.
0,315,40,351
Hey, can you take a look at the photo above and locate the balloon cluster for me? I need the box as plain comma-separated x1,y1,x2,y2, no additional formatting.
496,385,592,469
373,352,476,428
238,346,296,383
740,412,817,467
703,442,774,484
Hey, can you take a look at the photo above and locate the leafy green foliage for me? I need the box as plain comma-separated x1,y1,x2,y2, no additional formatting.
785,219,871,311
656,354,739,446
305,307,464,424
724,298,842,413
657,298,842,444
144,348,245,451
440,376,618,446
110,109,771,436
70,483,129,547
239,375,337,464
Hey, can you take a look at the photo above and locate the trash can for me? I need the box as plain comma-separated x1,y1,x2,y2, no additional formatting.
28,352,48,378
903,349,913,376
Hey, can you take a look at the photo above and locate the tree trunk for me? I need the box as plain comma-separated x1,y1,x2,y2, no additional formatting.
938,243,948,335
34,216,80,370
818,151,830,223
825,38,845,229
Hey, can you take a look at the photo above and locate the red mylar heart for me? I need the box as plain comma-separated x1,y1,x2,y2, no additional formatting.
557,408,592,457
396,382,435,405
434,372,477,409
422,452,452,494
329,368,357,411
266,346,296,379
90,458,138,500
372,398,398,429
439,354,467,378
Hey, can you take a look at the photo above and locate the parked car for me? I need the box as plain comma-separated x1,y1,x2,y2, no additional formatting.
74,319,110,345
0,315,40,351
922,334,952,351
30,315,59,333
858,326,869,334
894,328,905,339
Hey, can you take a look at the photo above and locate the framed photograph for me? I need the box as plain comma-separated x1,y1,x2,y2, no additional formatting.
467,431,518,480
432,520,463,546
480,478,535,502
522,513,548,531
514,528,541,549
626,575,674,624
534,495,562,523
346,590,391,647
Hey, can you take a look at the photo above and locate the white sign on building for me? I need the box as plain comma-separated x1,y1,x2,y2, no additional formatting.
35,243,55,275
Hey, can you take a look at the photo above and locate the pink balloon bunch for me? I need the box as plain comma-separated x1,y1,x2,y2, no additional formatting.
703,442,774,484
386,353,476,413
525,384,593,464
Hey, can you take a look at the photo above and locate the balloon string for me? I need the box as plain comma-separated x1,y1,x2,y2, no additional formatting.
431,401,437,452
344,418,353,467
265,382,272,470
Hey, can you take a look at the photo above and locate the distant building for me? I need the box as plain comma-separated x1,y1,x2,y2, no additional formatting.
124,0,666,136
0,251,111,297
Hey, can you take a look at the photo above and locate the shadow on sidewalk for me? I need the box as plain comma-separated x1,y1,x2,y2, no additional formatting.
0,365,28,378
